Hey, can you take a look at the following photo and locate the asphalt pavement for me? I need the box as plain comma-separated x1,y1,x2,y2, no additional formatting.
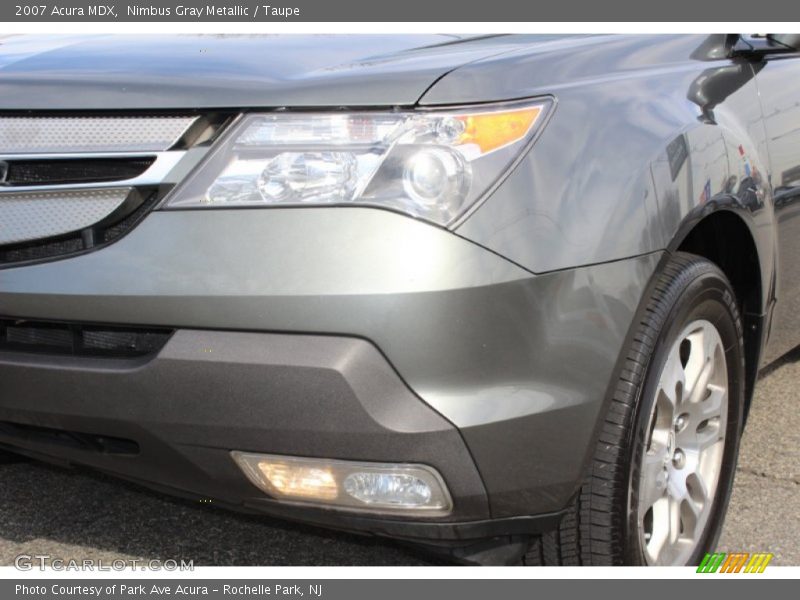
1,349,798,567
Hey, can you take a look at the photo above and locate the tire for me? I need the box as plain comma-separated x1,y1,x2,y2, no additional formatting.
524,252,746,566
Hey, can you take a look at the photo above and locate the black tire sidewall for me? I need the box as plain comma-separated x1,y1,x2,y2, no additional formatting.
624,265,745,565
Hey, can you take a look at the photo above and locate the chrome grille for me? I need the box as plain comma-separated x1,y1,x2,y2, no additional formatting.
0,113,228,265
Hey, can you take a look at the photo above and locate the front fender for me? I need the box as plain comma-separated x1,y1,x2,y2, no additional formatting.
650,89,776,319
446,35,775,291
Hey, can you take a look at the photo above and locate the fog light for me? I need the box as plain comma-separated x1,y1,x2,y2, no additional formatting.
231,452,452,516
257,461,338,501
343,472,432,507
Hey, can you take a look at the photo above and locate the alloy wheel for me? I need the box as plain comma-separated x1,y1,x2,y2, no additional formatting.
637,319,729,565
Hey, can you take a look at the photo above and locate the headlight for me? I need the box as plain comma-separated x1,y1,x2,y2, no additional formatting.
163,99,552,226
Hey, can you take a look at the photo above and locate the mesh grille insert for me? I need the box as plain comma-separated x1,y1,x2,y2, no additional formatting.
0,189,159,265
0,188,131,245
0,116,197,153
2,157,155,186
0,112,231,265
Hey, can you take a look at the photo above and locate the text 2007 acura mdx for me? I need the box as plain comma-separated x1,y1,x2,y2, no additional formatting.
1,33,799,566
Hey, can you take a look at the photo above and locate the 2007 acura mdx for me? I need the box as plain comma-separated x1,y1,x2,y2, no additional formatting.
1,33,799,566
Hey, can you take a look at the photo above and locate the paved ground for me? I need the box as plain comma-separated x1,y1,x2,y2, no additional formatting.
1,351,798,567
716,348,800,564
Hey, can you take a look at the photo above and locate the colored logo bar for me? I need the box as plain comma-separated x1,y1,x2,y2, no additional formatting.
697,552,774,573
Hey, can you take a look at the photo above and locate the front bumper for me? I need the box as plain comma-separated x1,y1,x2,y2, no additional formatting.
0,207,661,539
0,329,563,542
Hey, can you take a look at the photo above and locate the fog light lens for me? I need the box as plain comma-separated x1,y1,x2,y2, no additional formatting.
343,472,432,507
257,461,338,501
231,452,452,516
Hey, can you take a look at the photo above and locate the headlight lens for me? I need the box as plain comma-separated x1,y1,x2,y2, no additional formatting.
163,99,551,226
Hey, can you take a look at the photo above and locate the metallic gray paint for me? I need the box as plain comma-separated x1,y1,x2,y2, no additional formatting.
1,34,799,538
433,36,767,275
751,56,800,362
432,33,791,364
0,35,558,110
0,208,660,516
0,330,490,522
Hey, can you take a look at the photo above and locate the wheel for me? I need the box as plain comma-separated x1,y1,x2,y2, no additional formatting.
524,252,746,566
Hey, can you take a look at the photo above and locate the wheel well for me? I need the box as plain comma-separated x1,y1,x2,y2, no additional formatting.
677,210,762,410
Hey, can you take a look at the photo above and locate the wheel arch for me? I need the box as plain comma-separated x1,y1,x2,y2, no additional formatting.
668,207,767,416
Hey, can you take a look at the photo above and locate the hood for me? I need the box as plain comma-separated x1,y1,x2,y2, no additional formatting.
0,34,563,111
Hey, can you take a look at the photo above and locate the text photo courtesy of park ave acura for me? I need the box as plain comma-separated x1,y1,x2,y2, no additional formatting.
0,31,799,569
14,585,313,597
